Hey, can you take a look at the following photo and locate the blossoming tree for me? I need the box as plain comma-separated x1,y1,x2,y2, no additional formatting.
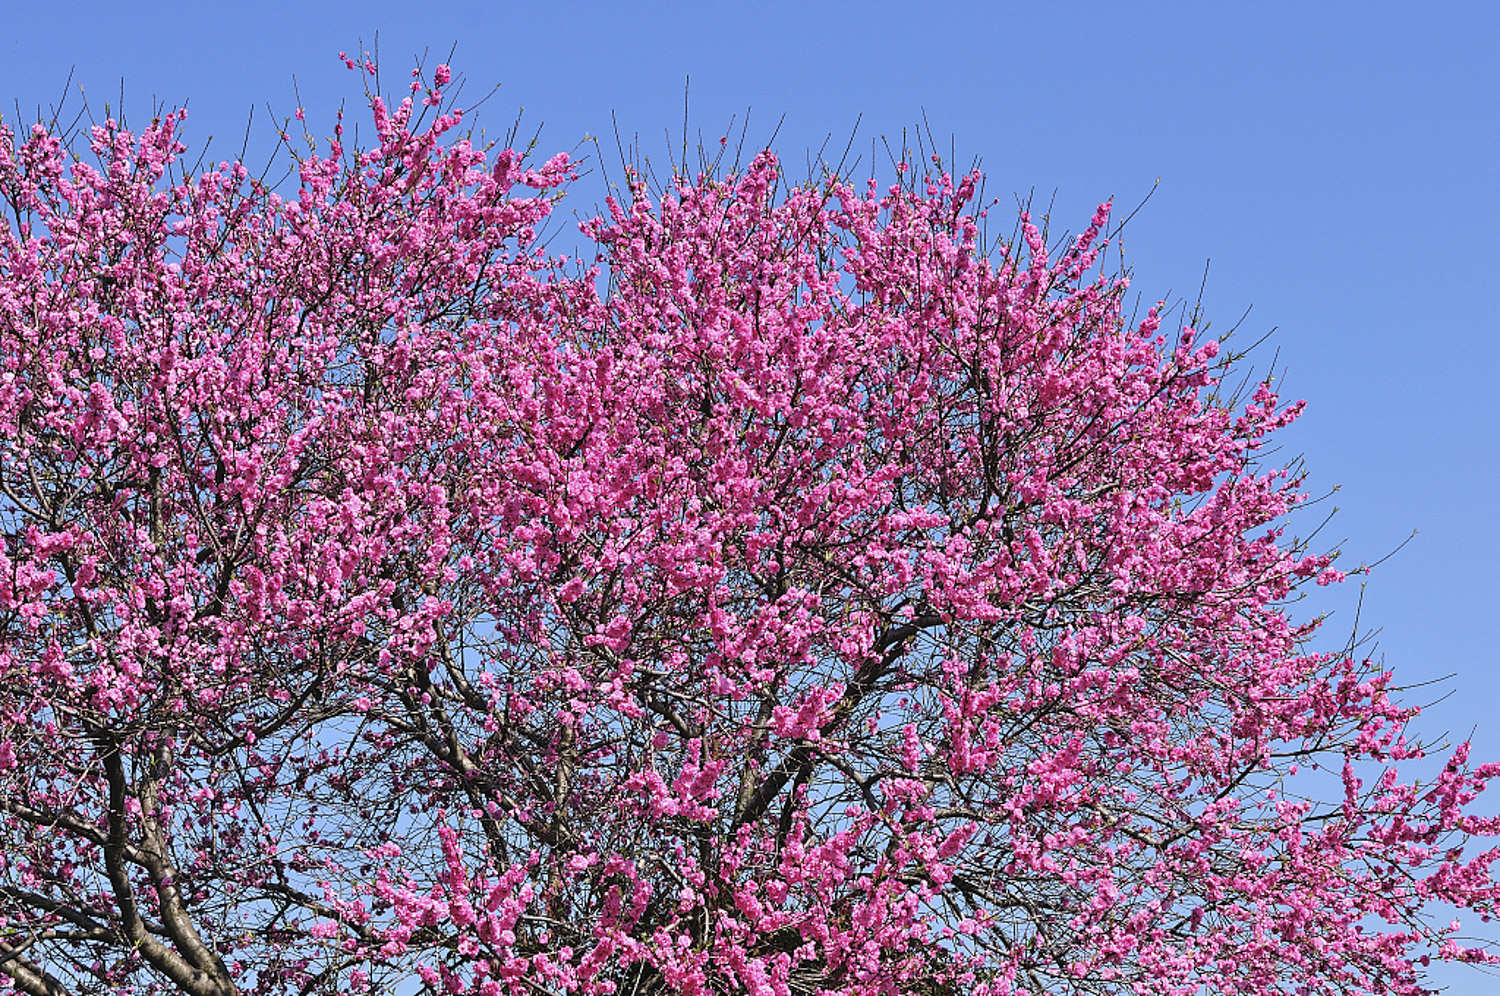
1,59,1497,996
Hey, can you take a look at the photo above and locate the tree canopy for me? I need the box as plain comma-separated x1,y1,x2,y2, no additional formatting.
1,60,1497,996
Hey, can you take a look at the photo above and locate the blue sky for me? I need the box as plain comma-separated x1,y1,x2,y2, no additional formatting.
2,0,1496,990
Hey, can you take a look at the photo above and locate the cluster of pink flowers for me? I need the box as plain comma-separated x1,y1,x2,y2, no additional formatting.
0,56,1495,996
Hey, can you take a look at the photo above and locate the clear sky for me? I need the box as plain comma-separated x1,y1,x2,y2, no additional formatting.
2,0,1496,990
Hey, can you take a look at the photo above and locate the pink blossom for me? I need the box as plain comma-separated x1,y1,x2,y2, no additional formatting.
0,62,1492,996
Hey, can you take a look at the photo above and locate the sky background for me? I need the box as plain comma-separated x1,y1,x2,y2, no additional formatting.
2,1,1496,991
